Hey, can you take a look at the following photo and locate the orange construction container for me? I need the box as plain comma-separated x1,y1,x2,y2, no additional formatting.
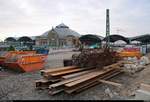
9,51,36,55
118,51,142,59
0,51,36,66
4,54,47,72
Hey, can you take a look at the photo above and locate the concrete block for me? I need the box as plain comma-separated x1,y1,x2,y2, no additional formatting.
134,90,150,100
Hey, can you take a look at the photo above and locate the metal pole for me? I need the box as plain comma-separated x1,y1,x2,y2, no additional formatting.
106,9,110,48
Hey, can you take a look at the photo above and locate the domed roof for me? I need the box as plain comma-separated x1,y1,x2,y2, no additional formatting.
42,23,80,38
56,23,69,28
4,37,16,42
103,34,129,43
79,34,103,45
18,36,33,42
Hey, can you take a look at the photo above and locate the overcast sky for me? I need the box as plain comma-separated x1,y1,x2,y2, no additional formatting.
0,0,150,41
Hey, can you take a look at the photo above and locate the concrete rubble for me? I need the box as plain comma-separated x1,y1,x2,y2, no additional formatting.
134,89,150,100
123,56,150,74
133,83,150,100
104,88,114,98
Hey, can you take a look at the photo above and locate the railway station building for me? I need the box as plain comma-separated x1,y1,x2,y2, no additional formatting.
35,23,81,48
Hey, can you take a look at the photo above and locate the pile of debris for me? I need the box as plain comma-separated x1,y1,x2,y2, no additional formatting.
134,83,150,100
72,48,120,68
35,48,150,96
35,61,124,95
123,56,150,74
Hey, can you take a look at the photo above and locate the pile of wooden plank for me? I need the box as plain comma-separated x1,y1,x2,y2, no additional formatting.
35,61,124,95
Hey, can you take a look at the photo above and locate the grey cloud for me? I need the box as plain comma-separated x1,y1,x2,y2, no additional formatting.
0,0,150,40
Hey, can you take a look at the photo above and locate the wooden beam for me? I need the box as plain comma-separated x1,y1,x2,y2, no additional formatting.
62,69,97,79
103,61,123,70
35,78,53,89
43,76,61,82
65,72,104,87
41,66,78,75
65,70,122,94
65,80,99,94
50,68,85,76
98,80,122,87
49,89,64,95
65,66,118,87
49,69,101,88
48,69,100,95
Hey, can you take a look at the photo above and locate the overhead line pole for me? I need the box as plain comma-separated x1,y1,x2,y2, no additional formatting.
106,9,110,48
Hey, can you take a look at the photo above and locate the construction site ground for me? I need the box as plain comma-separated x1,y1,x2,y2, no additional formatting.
0,51,150,100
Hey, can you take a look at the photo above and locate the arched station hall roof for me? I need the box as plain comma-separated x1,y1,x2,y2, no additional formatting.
18,36,33,42
103,34,130,44
4,37,16,42
79,34,104,45
131,34,150,43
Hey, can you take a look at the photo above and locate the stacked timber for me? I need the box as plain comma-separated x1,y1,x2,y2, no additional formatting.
35,61,124,95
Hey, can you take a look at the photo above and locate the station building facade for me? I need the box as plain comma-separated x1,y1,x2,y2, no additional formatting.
4,23,81,48
35,23,81,48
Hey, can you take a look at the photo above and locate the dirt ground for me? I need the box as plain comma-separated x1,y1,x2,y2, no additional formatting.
0,51,150,100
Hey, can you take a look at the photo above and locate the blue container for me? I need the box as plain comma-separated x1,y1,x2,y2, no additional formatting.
42,49,49,55
36,49,49,55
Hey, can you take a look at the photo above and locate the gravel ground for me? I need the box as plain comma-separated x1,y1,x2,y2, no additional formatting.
0,51,150,100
